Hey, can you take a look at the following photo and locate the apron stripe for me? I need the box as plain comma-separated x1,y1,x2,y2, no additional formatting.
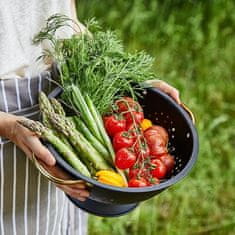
15,78,22,110
27,76,33,106
1,80,8,112
0,143,5,235
38,74,42,93
78,209,82,235
67,203,71,235
45,182,52,235
70,203,75,235
12,144,17,235
61,199,69,234
24,110,40,118
58,191,66,234
35,172,41,235
11,104,39,113
24,156,29,235
51,188,59,235
46,71,52,94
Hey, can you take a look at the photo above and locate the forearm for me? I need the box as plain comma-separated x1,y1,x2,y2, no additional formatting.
0,112,18,139
71,0,87,34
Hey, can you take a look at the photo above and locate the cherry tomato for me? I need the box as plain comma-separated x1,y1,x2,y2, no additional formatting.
115,148,136,169
102,116,109,123
129,166,148,179
150,159,167,179
144,129,168,157
126,123,142,139
129,168,140,179
124,111,144,125
104,115,126,137
146,126,169,144
115,97,142,113
113,131,135,151
144,132,166,147
128,177,148,187
134,139,150,159
159,154,175,174
149,143,168,158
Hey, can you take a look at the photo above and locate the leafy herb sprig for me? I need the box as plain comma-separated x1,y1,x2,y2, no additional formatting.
34,14,155,114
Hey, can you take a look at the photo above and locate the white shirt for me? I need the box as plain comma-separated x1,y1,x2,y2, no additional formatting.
0,0,83,79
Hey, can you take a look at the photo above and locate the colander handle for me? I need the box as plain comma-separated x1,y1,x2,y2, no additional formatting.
31,153,90,186
181,103,195,124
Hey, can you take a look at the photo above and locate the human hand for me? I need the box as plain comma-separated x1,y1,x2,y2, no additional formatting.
39,160,90,201
145,80,181,104
14,116,89,200
0,113,56,166
0,112,89,201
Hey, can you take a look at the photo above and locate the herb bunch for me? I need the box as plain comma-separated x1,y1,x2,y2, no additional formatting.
34,14,155,114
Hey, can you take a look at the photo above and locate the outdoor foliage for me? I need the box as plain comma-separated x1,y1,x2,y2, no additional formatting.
77,0,235,234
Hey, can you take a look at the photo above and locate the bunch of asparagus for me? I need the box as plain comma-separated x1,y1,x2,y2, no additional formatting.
19,91,127,182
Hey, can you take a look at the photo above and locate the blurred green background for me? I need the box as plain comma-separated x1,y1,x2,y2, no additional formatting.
76,1,235,234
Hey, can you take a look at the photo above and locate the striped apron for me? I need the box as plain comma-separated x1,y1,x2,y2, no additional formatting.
0,71,87,235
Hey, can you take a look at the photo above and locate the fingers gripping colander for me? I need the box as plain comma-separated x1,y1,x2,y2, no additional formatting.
32,86,199,217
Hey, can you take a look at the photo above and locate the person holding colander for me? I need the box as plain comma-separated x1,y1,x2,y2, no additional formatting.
0,0,180,234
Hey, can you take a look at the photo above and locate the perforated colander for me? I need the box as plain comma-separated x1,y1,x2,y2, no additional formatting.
32,86,199,217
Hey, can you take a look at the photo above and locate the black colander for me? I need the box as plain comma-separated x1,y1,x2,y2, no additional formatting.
33,86,199,217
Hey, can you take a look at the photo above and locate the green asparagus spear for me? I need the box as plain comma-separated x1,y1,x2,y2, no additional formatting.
39,92,75,151
18,119,91,177
70,85,104,143
84,94,128,184
84,94,114,158
72,116,111,164
39,91,54,128
49,113,111,171
50,98,66,116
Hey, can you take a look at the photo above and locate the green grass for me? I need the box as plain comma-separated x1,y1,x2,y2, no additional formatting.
77,1,235,234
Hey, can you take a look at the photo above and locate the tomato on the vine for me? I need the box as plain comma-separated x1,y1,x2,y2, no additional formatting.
159,154,175,174
146,126,169,145
104,115,126,137
129,166,148,179
144,128,168,157
115,97,142,113
126,123,142,139
150,159,167,179
128,168,140,179
115,148,136,169
124,111,144,125
113,131,135,151
106,96,175,188
150,144,168,158
102,116,110,123
144,132,166,147
134,139,150,159
128,177,148,187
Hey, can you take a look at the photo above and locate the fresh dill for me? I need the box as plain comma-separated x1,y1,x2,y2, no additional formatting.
34,14,156,114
